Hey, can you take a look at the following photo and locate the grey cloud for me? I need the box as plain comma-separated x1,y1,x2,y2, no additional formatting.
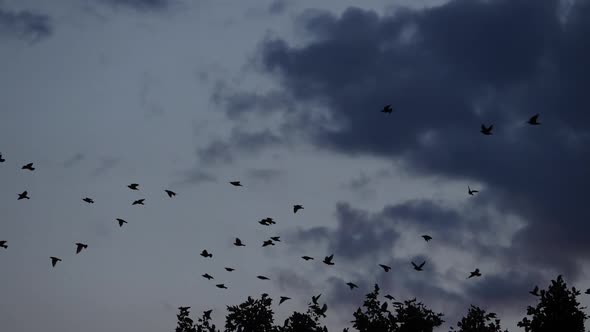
98,0,174,11
197,129,283,165
246,168,283,183
0,7,52,42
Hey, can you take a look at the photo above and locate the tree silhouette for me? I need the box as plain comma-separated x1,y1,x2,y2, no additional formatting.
176,307,197,332
225,293,280,332
451,305,507,332
351,284,397,332
518,275,588,332
395,297,444,332
281,300,328,332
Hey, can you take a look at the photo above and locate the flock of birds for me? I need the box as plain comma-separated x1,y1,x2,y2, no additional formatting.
2,108,589,324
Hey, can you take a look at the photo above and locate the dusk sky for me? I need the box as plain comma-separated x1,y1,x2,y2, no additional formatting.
1,0,590,331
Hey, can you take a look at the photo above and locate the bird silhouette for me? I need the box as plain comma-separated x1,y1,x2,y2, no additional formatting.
258,217,276,226
422,235,432,242
178,306,190,311
530,286,540,296
0,240,7,249
346,282,358,290
528,114,541,125
234,238,246,246
202,273,214,280
270,236,280,242
17,191,30,200
203,310,212,320
262,240,275,247
381,105,393,114
323,254,334,265
412,261,426,271
467,268,482,279
132,199,145,205
216,284,227,289
50,256,61,267
128,183,139,190
314,303,328,317
22,163,35,171
302,256,314,261
257,275,270,280
230,181,242,187
585,289,590,295
384,294,395,301
379,264,391,272
293,205,304,213
468,186,479,195
481,124,493,135
82,197,94,204
75,243,88,254
0,153,5,162
312,294,322,304
279,296,291,305
116,218,128,227
200,250,212,258
224,267,235,272
164,190,176,198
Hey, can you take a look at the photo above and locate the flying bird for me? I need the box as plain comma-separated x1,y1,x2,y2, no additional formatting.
82,197,94,204
379,264,391,272
346,282,358,290
50,256,62,267
262,240,275,247
164,190,176,198
323,254,334,265
22,163,35,171
279,296,291,305
258,217,276,226
0,153,5,162
530,286,540,296
528,114,541,125
216,284,227,289
200,250,213,258
302,256,314,261
116,218,128,227
412,261,426,271
202,273,214,280
75,243,88,254
230,181,242,187
0,241,7,249
132,199,145,205
467,268,482,279
270,236,280,242
233,238,245,247
381,105,393,114
468,186,479,196
314,303,328,317
585,289,590,295
224,267,235,272
257,275,270,280
384,294,395,301
128,183,139,190
178,306,190,311
422,235,432,242
480,124,493,135
17,191,30,200
293,205,304,213
312,294,322,305
203,310,212,320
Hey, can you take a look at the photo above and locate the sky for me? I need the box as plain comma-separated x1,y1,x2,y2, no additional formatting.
1,0,589,331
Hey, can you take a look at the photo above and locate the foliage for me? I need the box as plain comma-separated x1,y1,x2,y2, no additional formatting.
281,301,328,332
225,293,279,332
452,305,507,332
351,284,397,332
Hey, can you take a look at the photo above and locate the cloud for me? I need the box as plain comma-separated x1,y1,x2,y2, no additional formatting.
197,129,283,165
217,0,590,279
0,6,52,42
98,0,175,11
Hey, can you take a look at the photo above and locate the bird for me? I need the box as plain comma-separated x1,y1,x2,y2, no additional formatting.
224,267,235,272
468,186,479,196
203,310,212,320
528,114,541,125
384,294,395,301
132,199,145,205
178,306,190,311
381,105,393,114
216,284,227,289
22,163,35,171
279,296,291,305
233,238,246,247
314,303,328,317
128,183,139,190
312,294,322,305
0,241,7,249
302,256,314,261
200,250,212,258
230,181,242,187
164,190,176,198
530,286,540,296
262,240,275,247
379,264,391,272
257,275,270,280
585,289,590,295
422,235,432,242
17,191,30,200
116,218,128,227
323,254,334,265
258,217,276,226
412,261,426,271
82,197,94,204
202,273,214,280
270,236,281,242
75,243,88,254
481,124,493,135
0,153,5,162
467,268,482,279
381,302,388,312
50,256,62,267
294,205,304,213
346,282,358,290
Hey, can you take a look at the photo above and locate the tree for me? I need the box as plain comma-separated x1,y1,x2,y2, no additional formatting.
351,284,398,332
225,293,280,332
281,300,328,332
176,307,197,332
452,305,507,332
395,297,444,332
518,274,588,332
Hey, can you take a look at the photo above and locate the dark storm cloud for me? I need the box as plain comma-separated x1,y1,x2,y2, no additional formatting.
98,0,174,11
218,0,590,279
0,7,52,42
267,0,290,15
